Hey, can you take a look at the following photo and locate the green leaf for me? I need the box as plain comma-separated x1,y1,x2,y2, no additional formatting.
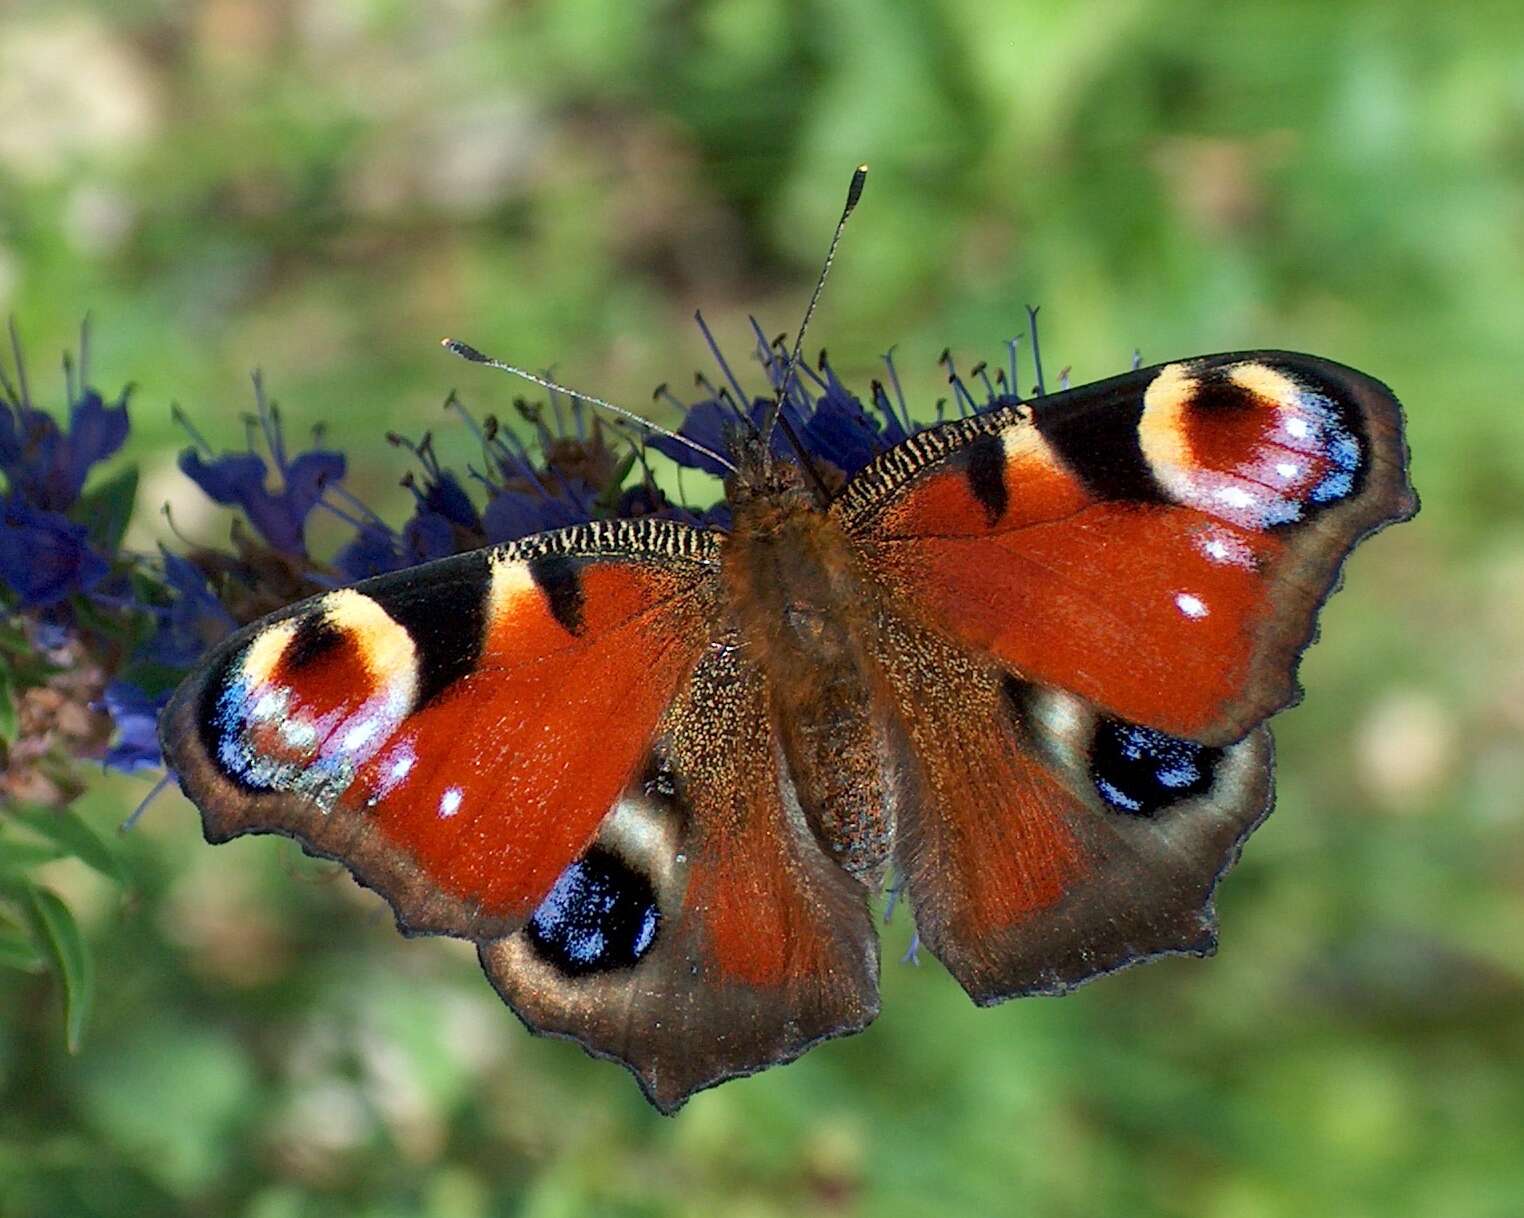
74,465,140,556
114,659,189,700
71,594,142,646
21,884,94,1052
0,837,68,873
12,807,128,886
0,664,15,744
0,619,30,652
0,928,41,971
595,448,640,513
0,634,60,686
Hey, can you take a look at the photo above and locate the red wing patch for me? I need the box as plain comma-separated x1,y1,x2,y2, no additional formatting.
839,351,1416,745
160,521,721,940
867,503,1288,741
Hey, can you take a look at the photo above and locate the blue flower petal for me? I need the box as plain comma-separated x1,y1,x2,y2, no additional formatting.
102,680,167,772
0,501,109,606
800,376,884,476
0,402,64,509
62,390,129,502
178,446,345,555
401,511,457,564
178,449,269,505
283,450,346,514
334,523,403,581
482,491,585,543
144,550,237,667
647,399,741,476
422,472,480,529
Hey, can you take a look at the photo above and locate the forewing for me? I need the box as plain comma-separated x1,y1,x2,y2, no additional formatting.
159,520,719,941
479,640,880,1113
838,351,1416,745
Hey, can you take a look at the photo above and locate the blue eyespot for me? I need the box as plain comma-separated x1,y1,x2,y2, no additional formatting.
1091,719,1222,817
527,847,661,976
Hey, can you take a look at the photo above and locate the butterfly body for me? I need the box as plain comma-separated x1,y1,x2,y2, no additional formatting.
161,350,1415,1111
723,448,899,880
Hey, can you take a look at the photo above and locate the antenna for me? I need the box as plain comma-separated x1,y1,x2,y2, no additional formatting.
762,164,868,446
441,339,739,474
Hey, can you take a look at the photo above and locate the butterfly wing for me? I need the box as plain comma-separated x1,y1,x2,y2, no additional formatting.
165,517,880,1107
873,611,1273,1001
160,519,721,941
838,352,1413,1000
839,352,1416,744
479,638,880,1113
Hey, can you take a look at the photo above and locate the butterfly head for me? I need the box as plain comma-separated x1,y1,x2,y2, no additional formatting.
724,429,820,515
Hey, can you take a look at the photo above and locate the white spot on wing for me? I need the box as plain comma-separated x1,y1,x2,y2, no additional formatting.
1195,528,1256,570
279,718,318,751
1175,592,1208,619
439,787,463,818
341,719,379,752
368,742,418,803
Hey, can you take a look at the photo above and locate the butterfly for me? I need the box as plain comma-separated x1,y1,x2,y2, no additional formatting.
158,177,1416,1113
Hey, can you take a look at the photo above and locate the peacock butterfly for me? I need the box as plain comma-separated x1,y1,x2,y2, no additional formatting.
159,170,1416,1112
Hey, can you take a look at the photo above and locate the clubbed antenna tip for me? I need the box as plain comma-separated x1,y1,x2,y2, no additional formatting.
442,338,488,364
762,163,870,454
846,164,868,214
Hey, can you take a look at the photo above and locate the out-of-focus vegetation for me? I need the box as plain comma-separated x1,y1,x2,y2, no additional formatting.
2,2,1522,1215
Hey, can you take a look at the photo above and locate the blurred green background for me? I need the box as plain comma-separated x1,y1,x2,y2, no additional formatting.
3,1,1523,1215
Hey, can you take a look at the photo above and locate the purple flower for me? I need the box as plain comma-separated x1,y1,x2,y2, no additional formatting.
179,447,345,556
0,500,110,606
798,359,885,476
97,551,234,773
641,322,937,479
174,372,348,556
329,465,481,579
647,397,759,477
334,522,403,581
102,680,166,772
142,550,237,668
401,511,457,564
481,488,588,544
416,471,479,530
0,386,130,513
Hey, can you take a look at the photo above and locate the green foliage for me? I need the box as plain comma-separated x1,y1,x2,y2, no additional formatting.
18,884,94,1054
11,807,130,888
74,465,141,558
0,666,15,746
2,1,1522,1216
0,808,126,1053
